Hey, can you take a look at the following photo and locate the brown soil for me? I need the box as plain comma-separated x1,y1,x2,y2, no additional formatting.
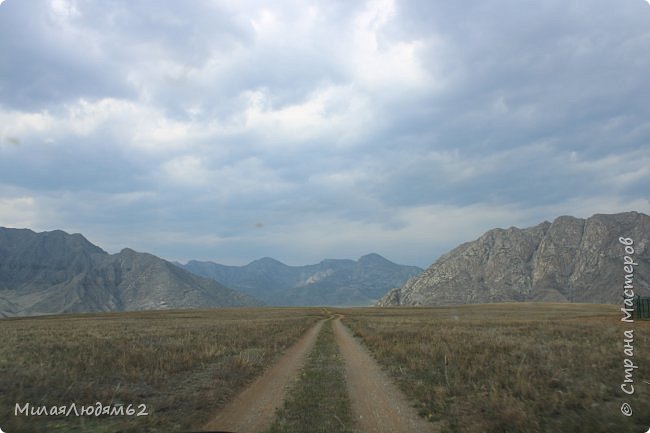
333,317,440,433
202,319,325,433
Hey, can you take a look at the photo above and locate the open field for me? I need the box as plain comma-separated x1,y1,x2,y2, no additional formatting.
340,303,650,433
0,308,324,433
2,303,649,433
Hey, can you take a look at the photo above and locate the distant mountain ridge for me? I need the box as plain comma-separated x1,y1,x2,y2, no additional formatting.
181,253,423,306
378,212,650,306
0,228,262,317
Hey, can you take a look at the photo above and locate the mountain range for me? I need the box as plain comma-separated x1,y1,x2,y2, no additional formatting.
0,228,261,317
2,210,647,316
378,211,650,306
181,254,423,306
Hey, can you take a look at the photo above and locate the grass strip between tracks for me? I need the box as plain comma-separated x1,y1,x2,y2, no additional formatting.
265,318,357,433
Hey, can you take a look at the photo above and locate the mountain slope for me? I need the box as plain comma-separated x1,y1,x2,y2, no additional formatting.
378,212,650,306
182,253,423,306
0,228,261,316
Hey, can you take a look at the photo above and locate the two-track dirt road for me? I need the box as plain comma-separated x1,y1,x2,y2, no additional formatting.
203,316,438,433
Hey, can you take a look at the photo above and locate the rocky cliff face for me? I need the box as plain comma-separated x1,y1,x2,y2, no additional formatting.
0,228,262,316
378,212,650,306
182,253,423,306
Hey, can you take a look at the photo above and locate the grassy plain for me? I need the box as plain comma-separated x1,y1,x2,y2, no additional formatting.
266,318,356,433
3,303,648,433
341,303,650,433
0,307,323,433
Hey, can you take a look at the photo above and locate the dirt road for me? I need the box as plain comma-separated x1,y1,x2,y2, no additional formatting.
333,317,439,433
202,319,324,433
203,316,438,433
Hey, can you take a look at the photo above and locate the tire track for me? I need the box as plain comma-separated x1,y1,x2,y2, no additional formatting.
202,319,325,433
333,317,439,433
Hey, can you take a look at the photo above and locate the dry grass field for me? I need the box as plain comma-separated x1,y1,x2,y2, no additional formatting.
2,303,649,433
0,307,323,433
341,303,650,433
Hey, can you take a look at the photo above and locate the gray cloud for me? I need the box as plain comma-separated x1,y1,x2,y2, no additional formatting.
0,0,649,267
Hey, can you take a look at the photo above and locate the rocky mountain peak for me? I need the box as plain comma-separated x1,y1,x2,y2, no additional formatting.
378,212,650,306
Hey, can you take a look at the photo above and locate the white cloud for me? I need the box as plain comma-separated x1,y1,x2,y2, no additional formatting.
242,84,372,147
161,155,211,187
50,0,80,20
0,196,39,228
348,0,437,92
0,98,208,157
0,110,56,138
157,155,294,206
250,9,278,35
568,149,650,189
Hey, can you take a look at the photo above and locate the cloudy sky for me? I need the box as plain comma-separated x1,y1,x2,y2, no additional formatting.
0,0,649,267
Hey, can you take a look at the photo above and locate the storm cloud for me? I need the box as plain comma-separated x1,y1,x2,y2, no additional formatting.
1,0,649,267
